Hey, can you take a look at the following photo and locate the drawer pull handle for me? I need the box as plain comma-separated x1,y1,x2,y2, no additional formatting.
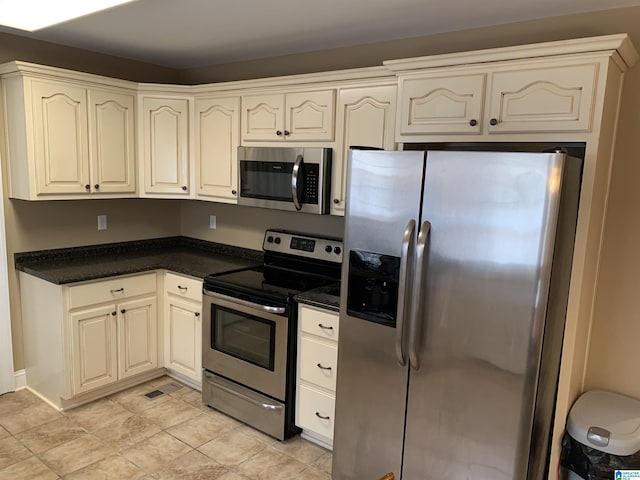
315,412,330,420
318,323,333,330
317,363,332,371
110,288,124,293
178,285,188,291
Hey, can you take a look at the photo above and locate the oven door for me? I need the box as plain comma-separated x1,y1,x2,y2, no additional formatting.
202,289,288,401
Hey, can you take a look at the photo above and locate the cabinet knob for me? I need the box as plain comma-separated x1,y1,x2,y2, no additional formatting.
85,184,91,191
283,130,290,136
195,312,200,317
333,198,340,205
111,311,117,316
469,119,478,127
276,130,283,136
232,190,237,195
120,309,126,314
94,184,100,190
489,118,498,126
181,186,188,191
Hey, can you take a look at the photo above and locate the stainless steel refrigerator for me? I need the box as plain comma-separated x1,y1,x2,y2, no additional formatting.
332,148,581,480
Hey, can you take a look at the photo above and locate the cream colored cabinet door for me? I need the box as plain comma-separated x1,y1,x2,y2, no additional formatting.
31,80,90,195
486,62,599,133
195,96,239,203
165,297,202,383
88,89,136,194
397,73,486,137
241,94,284,142
142,97,190,195
241,90,335,142
332,85,396,215
71,304,118,395
285,90,335,142
118,296,158,379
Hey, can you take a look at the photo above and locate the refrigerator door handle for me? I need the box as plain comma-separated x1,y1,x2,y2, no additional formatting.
395,219,416,367
408,220,431,370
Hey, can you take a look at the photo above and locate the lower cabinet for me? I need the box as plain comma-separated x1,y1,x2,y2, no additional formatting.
19,271,162,410
296,303,340,450
163,272,203,388
71,295,157,395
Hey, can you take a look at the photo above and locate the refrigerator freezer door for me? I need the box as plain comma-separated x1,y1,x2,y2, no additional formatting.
402,151,565,480
333,150,425,480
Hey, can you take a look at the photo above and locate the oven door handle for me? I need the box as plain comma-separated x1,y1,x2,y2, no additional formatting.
203,289,286,314
203,371,284,411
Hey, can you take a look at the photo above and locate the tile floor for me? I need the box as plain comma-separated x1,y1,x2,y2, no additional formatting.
0,376,332,479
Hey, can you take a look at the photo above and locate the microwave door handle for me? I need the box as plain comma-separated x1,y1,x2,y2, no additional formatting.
291,154,303,211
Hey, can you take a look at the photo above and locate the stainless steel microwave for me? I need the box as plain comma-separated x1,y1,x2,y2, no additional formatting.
237,147,332,214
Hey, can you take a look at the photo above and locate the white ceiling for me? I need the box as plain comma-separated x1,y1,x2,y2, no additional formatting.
2,0,640,69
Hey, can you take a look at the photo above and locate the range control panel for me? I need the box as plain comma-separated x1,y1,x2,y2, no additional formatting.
263,229,343,263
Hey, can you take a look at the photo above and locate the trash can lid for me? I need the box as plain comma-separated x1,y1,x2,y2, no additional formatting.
567,390,640,456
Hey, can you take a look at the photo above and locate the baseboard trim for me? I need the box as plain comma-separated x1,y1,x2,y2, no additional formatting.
13,369,26,390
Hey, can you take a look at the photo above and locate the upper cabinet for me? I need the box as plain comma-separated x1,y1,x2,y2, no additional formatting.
140,95,191,197
194,95,239,203
332,84,397,216
393,58,600,140
1,65,137,200
88,89,136,194
241,90,335,143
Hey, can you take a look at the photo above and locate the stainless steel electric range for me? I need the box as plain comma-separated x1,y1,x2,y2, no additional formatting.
201,229,343,440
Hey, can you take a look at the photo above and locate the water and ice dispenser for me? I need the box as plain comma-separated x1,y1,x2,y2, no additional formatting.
346,250,400,327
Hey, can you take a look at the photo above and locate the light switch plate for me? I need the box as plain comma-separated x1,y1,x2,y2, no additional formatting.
97,215,107,230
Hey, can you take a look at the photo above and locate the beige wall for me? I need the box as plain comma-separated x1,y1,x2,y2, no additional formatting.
180,201,343,250
0,32,179,83
582,58,640,396
2,7,640,400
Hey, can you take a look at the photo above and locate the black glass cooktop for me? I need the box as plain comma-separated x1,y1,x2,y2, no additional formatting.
204,264,337,305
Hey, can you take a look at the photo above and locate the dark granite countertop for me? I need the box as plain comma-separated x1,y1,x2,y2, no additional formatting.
295,283,341,312
15,237,263,285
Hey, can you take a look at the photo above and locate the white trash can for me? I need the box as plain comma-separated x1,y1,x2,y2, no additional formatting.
562,390,640,480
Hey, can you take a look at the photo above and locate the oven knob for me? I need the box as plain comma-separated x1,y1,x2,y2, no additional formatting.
274,237,281,244
267,236,274,243
325,245,332,253
334,246,342,254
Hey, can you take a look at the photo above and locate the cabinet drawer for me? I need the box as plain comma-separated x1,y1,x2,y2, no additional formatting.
68,273,157,309
297,385,335,441
165,273,203,303
300,305,339,340
299,337,338,391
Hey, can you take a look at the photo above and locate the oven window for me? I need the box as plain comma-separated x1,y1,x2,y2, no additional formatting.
212,306,276,371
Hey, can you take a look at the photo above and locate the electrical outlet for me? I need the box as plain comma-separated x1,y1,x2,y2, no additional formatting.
209,215,216,229
97,215,107,230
